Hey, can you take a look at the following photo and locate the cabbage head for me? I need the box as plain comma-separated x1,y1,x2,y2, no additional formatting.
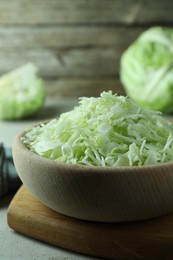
120,26,173,113
0,63,46,120
22,91,173,167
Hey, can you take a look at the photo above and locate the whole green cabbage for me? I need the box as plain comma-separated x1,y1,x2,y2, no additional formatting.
120,26,173,113
0,63,46,120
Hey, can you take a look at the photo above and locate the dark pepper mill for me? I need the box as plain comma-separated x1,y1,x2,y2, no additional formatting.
0,143,21,198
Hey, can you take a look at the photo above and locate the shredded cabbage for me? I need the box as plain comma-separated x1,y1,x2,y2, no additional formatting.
0,63,46,120
22,91,173,167
120,26,173,113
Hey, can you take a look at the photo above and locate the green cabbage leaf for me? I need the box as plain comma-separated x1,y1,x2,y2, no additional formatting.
120,26,173,113
0,63,46,120
22,91,173,167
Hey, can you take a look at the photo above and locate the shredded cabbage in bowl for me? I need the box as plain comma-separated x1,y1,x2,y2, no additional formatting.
22,91,173,167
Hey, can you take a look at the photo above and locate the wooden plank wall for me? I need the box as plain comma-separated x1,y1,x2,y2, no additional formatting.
0,0,173,98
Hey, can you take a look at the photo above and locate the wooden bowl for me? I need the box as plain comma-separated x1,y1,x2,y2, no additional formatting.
13,128,173,222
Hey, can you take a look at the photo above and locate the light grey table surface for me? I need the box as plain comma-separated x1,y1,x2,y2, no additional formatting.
0,98,99,260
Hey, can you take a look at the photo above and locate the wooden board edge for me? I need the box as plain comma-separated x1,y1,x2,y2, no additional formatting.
7,186,173,260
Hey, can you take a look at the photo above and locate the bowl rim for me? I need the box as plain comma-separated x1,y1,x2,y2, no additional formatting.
13,122,173,174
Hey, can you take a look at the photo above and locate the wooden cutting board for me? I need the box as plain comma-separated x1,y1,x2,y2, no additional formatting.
7,185,173,259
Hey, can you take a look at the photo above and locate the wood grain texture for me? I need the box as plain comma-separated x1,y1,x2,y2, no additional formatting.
0,0,173,25
0,26,142,49
0,1,172,97
7,186,173,260
0,26,141,97
46,78,125,98
0,48,121,77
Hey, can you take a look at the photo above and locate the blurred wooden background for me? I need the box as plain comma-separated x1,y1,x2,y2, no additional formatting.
0,0,173,98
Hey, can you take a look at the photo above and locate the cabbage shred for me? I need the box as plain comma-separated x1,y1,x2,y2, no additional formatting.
22,91,173,167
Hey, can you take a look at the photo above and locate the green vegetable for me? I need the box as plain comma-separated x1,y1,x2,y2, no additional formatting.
120,26,173,113
0,63,46,120
22,91,173,167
